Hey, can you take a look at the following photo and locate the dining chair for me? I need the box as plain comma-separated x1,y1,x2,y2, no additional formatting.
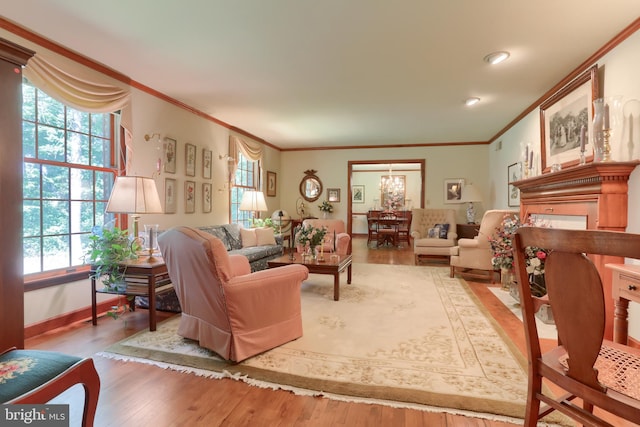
396,210,412,247
513,227,640,426
366,210,381,246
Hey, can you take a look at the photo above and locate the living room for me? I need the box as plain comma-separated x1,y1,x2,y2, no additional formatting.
2,4,640,425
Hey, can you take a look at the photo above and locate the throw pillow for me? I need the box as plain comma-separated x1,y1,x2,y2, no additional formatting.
435,223,450,239
427,227,438,238
255,227,277,246
240,228,257,248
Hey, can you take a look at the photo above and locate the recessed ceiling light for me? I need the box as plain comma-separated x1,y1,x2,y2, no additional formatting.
465,97,480,106
483,51,510,65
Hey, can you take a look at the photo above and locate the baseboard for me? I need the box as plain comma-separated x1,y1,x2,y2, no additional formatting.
24,297,119,339
629,336,640,349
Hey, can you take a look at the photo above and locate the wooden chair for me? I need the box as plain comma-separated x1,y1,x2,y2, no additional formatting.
366,210,381,246
513,227,640,426
396,210,412,247
377,212,399,247
0,347,100,427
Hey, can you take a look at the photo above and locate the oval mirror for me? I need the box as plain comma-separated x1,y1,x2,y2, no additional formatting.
299,170,323,202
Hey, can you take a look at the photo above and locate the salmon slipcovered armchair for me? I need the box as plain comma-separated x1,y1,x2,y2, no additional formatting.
300,219,351,255
158,226,309,362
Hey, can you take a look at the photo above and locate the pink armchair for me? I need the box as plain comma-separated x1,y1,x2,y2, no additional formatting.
299,219,351,255
158,226,309,362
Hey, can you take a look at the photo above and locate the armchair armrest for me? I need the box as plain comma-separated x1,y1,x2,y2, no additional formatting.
334,232,350,255
228,254,251,277
224,264,309,330
410,230,423,240
457,237,481,249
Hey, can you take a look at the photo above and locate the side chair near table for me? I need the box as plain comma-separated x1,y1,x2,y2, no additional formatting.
513,227,640,426
0,348,100,427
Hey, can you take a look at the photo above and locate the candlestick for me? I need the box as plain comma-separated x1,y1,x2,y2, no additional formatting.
579,125,586,152
529,151,533,170
333,230,336,252
604,103,610,129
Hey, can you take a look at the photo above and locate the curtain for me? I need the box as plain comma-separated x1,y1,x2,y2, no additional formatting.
228,134,263,186
23,54,132,169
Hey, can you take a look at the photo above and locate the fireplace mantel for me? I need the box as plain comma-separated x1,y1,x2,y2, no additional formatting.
513,161,639,339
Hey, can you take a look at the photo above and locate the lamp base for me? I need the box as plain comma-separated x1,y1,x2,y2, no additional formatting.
466,203,476,224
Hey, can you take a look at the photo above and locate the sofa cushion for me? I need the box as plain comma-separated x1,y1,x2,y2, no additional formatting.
256,227,276,246
221,224,243,250
197,226,232,250
240,228,258,248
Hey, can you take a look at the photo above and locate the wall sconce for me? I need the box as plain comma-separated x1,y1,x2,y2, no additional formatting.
219,154,234,161
144,133,161,142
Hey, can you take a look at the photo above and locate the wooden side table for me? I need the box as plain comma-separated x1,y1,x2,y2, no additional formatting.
91,257,171,331
456,223,479,239
606,263,640,344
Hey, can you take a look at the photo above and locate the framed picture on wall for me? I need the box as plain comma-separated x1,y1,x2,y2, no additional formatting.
202,149,212,179
202,183,212,213
185,180,195,213
164,138,177,174
164,178,177,214
185,143,196,177
507,163,521,207
352,185,365,203
540,65,598,172
327,188,340,202
444,178,464,203
266,171,277,197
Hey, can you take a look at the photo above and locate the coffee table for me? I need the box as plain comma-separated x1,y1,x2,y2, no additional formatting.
268,253,352,301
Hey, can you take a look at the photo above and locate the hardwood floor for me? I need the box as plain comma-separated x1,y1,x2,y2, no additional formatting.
23,236,570,426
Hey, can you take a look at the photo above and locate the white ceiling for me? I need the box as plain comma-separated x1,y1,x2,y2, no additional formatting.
1,1,639,150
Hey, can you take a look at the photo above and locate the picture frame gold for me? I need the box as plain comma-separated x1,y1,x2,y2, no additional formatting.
266,171,277,197
185,143,196,177
164,178,177,214
327,188,340,202
185,180,195,213
444,178,464,204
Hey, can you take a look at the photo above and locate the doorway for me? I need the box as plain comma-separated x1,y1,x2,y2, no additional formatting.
347,159,425,237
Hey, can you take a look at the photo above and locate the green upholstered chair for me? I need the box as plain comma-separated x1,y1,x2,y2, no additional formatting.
0,348,100,427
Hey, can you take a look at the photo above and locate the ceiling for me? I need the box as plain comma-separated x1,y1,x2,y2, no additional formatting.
1,1,639,150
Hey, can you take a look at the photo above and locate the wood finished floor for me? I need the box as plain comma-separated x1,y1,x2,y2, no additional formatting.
24,236,626,426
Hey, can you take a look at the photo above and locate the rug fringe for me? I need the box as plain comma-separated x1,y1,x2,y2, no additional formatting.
96,351,560,426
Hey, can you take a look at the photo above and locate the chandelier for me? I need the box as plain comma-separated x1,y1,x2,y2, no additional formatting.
380,164,405,210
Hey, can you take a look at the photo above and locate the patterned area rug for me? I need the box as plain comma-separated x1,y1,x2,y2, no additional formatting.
100,264,560,423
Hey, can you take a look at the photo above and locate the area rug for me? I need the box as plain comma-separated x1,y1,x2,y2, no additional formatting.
100,264,560,423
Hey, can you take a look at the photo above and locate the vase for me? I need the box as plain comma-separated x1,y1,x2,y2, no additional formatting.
500,268,514,291
593,98,606,162
322,211,329,219
308,246,317,260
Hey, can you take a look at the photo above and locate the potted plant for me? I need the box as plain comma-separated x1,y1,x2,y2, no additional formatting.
318,200,333,218
85,225,139,292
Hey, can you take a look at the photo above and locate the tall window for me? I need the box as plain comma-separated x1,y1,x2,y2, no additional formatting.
22,81,117,283
230,152,259,228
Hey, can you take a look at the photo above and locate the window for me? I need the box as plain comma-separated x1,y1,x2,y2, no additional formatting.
22,81,118,286
230,152,259,228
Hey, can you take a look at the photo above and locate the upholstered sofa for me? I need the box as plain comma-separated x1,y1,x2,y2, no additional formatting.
137,223,284,312
410,208,458,264
197,224,284,272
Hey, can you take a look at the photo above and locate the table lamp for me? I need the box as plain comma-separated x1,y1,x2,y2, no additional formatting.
239,190,268,227
106,176,163,259
460,183,483,224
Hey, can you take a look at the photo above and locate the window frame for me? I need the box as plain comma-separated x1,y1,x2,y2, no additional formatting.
230,152,261,228
22,82,121,291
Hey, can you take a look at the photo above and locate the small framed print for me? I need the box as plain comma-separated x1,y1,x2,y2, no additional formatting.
352,185,365,203
164,138,177,174
202,149,212,179
164,178,177,214
507,163,521,207
266,171,277,197
202,183,212,213
327,188,340,202
444,178,464,203
185,143,196,177
185,180,195,213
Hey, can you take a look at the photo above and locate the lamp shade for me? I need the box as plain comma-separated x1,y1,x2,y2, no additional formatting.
460,183,483,203
239,190,268,212
106,176,163,214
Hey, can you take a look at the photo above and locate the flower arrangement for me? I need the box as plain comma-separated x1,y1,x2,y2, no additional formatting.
318,200,334,213
488,214,549,297
295,224,327,248
383,191,403,211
